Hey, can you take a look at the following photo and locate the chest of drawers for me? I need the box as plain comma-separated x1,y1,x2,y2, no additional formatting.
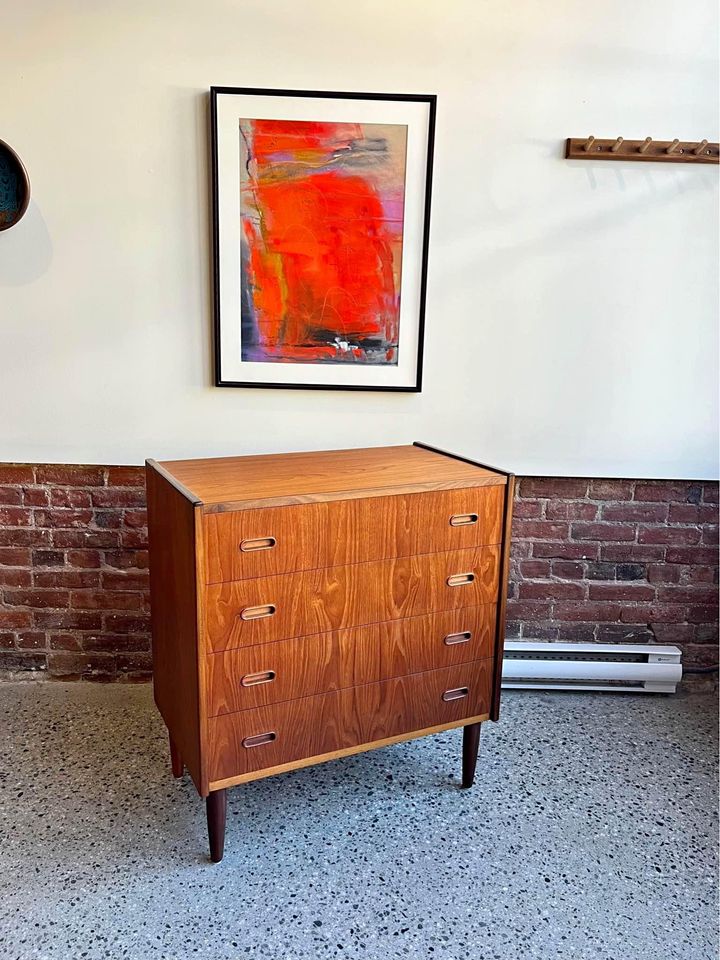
146,442,514,862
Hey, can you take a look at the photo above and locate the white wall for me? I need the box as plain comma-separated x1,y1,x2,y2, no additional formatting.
1,0,718,478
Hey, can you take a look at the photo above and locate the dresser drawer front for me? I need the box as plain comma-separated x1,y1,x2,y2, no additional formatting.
205,546,500,652
206,605,496,715
204,486,505,583
208,660,493,781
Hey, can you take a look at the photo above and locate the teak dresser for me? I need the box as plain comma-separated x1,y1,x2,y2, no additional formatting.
146,443,514,862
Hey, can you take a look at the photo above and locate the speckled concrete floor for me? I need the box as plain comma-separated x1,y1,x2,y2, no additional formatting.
0,683,716,960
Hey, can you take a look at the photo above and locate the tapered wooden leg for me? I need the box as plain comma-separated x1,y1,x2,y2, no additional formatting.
462,722,482,788
169,734,184,778
206,789,227,863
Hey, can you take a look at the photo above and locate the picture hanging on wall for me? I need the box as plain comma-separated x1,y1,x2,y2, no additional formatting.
210,86,435,391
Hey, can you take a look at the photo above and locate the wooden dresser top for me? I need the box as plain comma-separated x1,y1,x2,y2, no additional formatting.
152,444,507,511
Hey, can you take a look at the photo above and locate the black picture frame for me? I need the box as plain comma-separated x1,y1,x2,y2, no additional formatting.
210,86,436,392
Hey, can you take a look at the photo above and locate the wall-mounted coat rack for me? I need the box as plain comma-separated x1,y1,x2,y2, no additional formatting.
565,137,719,164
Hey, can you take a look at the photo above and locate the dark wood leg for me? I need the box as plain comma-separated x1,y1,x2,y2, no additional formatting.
169,733,183,778
206,789,227,863
462,722,482,788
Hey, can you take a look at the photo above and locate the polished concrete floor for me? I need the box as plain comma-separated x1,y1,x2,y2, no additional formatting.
0,682,716,960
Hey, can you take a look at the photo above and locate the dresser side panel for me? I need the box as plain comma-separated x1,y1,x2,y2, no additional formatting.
146,463,203,792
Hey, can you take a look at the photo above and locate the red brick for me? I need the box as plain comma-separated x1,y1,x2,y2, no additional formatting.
0,507,33,527
0,487,23,505
22,487,49,506
123,510,148,529
0,610,33,629
82,633,150,653
665,547,718,564
512,500,542,519
0,568,32,587
519,478,588,498
93,509,123,529
588,583,655,601
0,529,51,547
668,503,719,524
101,571,149,592
103,550,149,570
556,623,598,641
703,484,719,504
66,549,102,568
551,560,585,579
48,651,117,679
49,633,81,650
519,581,585,600
49,489,92,507
572,523,636,542
508,541,531,560
682,644,719,665
120,530,148,548
0,547,31,566
91,488,146,508
70,590,145,611
554,602,623,621
34,570,100,589
647,564,681,584
0,465,34,484
696,623,719,642
52,530,120,549
107,466,146,487
0,633,15,649
588,480,634,500
600,544,665,562
4,589,69,608
601,503,667,522
34,508,93,529
0,650,46,672
680,565,718,585
533,541,599,560
33,610,102,630
35,465,106,486
635,481,702,503
651,623,696,644
505,600,553,621
702,526,719,545
655,586,718,604
619,604,687,623
32,549,65,567
686,605,719,624
103,613,151,632
17,631,46,649
638,526,701,546
546,501,598,521
518,560,552,577
513,520,569,540
116,652,152,673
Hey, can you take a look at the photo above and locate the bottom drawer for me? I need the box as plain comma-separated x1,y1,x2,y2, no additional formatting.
208,659,493,785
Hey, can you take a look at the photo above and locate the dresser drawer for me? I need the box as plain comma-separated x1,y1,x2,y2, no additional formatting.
205,545,500,652
203,486,505,583
206,605,496,715
208,659,493,783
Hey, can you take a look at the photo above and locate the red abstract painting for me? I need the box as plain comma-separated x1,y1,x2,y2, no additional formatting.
239,119,407,364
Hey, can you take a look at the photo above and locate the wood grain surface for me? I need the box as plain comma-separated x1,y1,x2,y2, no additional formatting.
205,545,501,651
204,486,504,582
208,659,494,782
206,605,496,714
146,462,204,791
160,444,505,509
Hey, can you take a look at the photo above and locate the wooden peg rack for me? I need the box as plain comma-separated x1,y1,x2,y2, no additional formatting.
566,137,719,164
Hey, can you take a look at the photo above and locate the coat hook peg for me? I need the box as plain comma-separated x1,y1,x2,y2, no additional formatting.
666,139,680,155
611,137,624,153
583,136,595,153
638,137,652,154
694,139,709,156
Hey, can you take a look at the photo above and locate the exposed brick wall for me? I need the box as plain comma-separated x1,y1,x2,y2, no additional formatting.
507,478,719,668
0,464,717,680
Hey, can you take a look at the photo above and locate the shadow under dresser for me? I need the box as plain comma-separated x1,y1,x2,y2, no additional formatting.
146,442,514,861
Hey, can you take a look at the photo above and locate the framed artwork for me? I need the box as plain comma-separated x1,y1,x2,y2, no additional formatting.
210,86,435,391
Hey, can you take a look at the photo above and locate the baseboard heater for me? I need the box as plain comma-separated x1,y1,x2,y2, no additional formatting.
501,641,682,694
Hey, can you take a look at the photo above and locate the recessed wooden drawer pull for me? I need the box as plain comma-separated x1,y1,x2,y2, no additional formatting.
240,670,276,687
449,513,479,527
446,572,475,587
242,731,276,748
442,686,469,702
444,630,472,646
240,536,277,552
240,604,276,621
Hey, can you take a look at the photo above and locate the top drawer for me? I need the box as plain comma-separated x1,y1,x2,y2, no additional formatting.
203,486,505,583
